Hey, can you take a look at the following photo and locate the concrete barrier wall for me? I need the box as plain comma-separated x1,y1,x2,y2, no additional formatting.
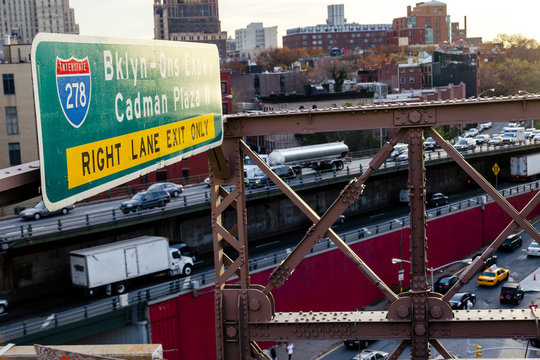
148,190,540,359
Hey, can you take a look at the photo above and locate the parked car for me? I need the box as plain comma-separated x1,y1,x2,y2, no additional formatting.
427,192,448,207
477,267,509,287
498,234,522,252
435,275,459,294
424,137,437,151
480,122,492,130
449,292,476,309
500,282,524,305
120,190,171,214
0,298,7,314
147,182,184,197
170,243,200,262
526,242,540,257
472,254,498,270
19,201,74,221
352,349,389,360
344,339,370,350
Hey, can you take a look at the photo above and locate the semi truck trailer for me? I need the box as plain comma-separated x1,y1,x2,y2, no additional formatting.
70,236,193,296
510,153,540,180
268,142,349,174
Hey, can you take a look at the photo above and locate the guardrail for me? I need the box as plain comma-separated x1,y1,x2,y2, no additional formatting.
0,140,538,248
1,180,538,343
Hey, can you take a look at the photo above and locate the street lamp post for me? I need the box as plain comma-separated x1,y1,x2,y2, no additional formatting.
392,258,472,289
478,88,495,97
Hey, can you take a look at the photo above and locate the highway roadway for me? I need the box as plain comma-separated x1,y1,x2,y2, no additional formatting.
0,126,537,244
296,218,540,359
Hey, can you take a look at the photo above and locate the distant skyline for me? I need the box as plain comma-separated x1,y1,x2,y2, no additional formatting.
69,0,540,46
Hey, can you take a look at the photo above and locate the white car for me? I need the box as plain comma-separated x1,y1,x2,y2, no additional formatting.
474,134,490,145
466,128,479,137
527,242,540,257
390,143,408,159
480,122,492,130
352,350,389,360
396,149,409,162
0,298,7,314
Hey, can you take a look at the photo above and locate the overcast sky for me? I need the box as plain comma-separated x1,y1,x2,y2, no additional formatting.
69,0,540,46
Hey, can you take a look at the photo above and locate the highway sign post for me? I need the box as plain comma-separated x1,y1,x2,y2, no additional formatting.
31,34,223,211
492,163,500,189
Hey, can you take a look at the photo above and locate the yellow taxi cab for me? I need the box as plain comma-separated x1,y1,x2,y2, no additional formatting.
477,267,509,287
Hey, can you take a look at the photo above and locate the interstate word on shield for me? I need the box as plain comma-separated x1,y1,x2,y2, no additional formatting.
65,114,214,189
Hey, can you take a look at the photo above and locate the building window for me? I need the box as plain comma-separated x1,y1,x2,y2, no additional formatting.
400,77,405,84
5,106,18,134
222,102,228,114
409,77,415,84
3,74,15,94
8,142,21,166
221,81,227,94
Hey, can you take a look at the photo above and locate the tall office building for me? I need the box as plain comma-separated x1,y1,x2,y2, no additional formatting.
153,0,227,59
0,0,78,44
235,23,277,59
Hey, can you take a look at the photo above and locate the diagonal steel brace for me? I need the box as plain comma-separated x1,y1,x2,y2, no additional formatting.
241,129,407,302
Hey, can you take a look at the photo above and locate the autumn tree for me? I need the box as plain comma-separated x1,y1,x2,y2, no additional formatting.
255,47,303,71
479,34,540,95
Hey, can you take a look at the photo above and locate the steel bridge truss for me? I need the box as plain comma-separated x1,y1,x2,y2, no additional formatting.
209,96,540,360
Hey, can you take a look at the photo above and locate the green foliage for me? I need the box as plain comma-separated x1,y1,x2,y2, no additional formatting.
331,65,348,92
342,102,353,107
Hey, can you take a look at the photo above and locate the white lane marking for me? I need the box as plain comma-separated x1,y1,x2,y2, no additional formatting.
41,314,55,328
256,240,280,248
369,213,385,218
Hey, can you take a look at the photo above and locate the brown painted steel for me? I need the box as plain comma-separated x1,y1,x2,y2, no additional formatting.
224,96,540,136
248,309,540,340
212,99,540,359
241,139,401,302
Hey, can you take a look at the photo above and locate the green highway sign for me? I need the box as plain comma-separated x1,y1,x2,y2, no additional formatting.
31,34,223,211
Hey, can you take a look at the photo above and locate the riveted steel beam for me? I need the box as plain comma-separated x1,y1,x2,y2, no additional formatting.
224,96,540,137
248,309,540,341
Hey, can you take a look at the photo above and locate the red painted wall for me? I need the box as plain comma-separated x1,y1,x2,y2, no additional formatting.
148,190,540,359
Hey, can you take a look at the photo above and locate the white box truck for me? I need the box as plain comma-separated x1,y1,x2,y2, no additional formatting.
510,153,540,181
70,236,193,296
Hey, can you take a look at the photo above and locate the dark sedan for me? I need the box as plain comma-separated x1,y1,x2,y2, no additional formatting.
120,190,171,214
434,275,458,294
19,201,74,221
427,193,448,207
498,234,522,251
449,292,476,309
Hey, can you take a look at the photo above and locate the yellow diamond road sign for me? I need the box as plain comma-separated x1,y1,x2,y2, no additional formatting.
492,163,500,176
